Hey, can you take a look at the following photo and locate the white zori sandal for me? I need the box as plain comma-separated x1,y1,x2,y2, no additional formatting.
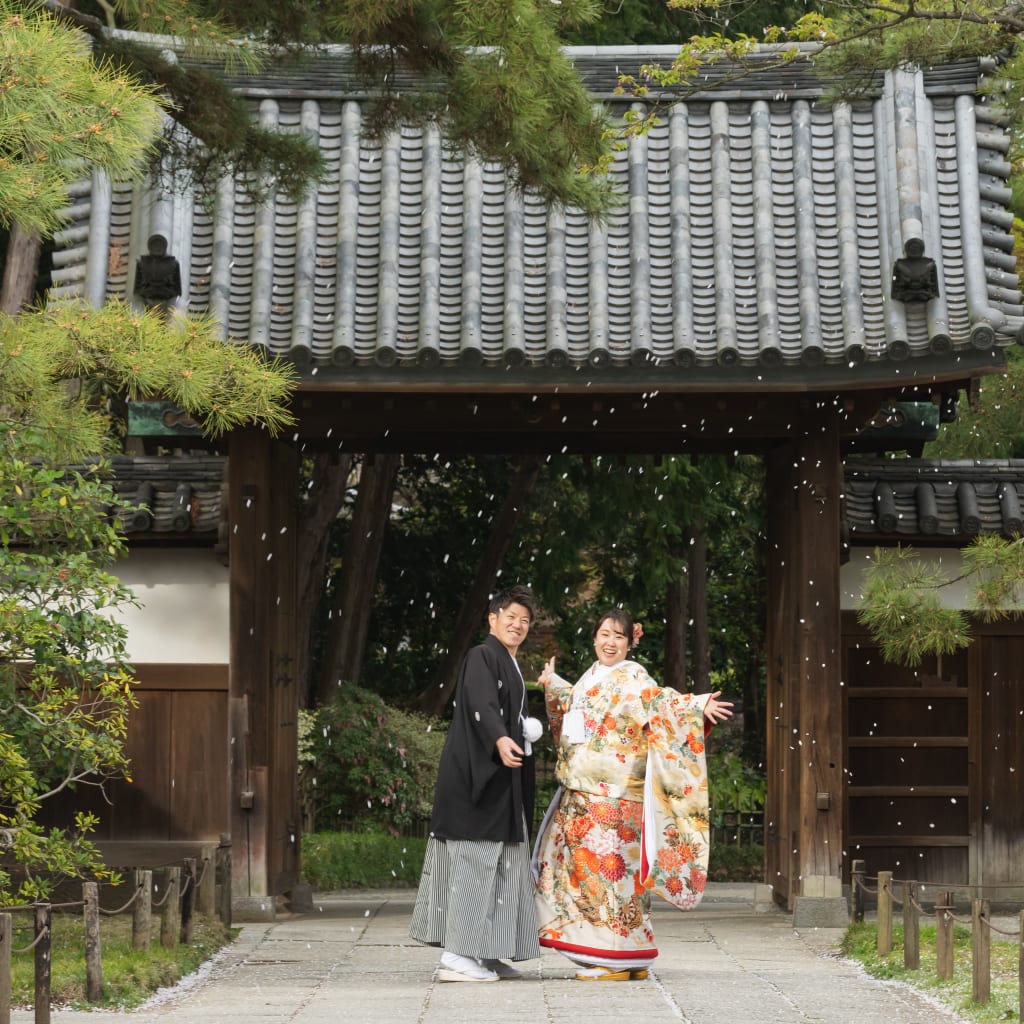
437,952,499,982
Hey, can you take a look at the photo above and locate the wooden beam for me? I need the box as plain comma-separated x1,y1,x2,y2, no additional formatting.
290,389,899,454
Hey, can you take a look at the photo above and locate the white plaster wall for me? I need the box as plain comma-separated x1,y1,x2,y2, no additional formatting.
113,549,229,663
841,546,973,611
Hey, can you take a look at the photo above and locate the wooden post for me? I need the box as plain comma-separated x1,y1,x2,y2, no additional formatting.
160,867,181,948
197,848,216,918
82,883,102,1003
1,913,11,1024
132,870,152,950
902,881,919,970
33,904,50,1024
936,891,954,980
971,898,990,1004
180,859,197,945
851,860,865,923
877,870,893,955
216,836,232,927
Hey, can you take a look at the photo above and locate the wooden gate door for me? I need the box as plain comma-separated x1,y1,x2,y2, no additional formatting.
842,619,970,885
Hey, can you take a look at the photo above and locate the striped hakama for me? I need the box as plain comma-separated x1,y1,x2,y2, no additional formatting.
409,836,541,961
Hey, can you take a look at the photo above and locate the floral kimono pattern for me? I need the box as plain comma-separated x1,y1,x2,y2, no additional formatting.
533,661,709,967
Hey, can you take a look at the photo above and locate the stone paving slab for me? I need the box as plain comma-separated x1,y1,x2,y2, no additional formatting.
11,885,971,1024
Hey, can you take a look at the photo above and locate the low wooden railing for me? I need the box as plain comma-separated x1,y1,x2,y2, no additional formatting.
851,859,1024,1019
0,849,231,1024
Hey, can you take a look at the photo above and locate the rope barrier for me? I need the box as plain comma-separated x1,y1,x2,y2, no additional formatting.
978,915,1022,939
151,883,173,908
881,880,904,908
912,879,1024,893
856,870,1024,925
941,908,973,926
10,925,49,955
99,882,143,916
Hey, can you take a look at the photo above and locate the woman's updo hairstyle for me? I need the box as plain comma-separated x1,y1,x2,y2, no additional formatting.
593,608,635,647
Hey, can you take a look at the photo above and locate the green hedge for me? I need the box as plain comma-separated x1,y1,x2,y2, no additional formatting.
301,831,763,890
301,831,428,889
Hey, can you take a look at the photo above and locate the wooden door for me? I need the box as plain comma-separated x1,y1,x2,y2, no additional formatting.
843,624,969,884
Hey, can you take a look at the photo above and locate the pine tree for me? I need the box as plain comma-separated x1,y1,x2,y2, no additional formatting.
41,0,619,214
0,1,296,903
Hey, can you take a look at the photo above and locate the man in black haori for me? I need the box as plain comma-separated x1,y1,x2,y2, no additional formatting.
409,584,543,982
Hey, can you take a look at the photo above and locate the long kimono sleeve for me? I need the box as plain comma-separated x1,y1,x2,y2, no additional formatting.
542,670,573,745
641,688,711,910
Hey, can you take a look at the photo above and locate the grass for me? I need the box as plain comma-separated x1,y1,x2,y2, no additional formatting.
841,921,1022,1024
8,911,233,1009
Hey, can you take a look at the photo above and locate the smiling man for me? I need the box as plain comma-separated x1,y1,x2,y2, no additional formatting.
409,584,542,982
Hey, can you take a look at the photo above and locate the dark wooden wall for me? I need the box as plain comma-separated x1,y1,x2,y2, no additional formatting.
843,613,1024,898
42,664,229,843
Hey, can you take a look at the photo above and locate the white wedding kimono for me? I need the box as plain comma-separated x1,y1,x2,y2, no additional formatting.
533,659,711,970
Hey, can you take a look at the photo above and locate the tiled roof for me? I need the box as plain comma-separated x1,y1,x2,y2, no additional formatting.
78,456,226,535
51,45,1023,385
844,458,1024,539
98,453,1024,540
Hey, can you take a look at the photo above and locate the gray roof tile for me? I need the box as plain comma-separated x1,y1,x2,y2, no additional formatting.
69,456,226,535
845,458,1024,538
50,46,1023,383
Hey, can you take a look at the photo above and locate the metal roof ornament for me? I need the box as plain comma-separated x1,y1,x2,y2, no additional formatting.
891,238,940,304
133,233,182,317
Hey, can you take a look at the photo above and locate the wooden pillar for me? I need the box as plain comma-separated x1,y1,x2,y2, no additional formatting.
228,428,274,901
228,427,301,900
764,441,802,909
792,411,844,898
269,440,301,896
764,407,844,913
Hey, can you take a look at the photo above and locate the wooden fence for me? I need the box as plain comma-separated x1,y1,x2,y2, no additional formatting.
851,859,1024,1020
0,849,231,1024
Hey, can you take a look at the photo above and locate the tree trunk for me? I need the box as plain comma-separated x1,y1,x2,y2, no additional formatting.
743,644,764,762
295,452,354,709
314,453,400,705
1,224,41,314
663,546,689,691
688,517,711,691
415,454,543,717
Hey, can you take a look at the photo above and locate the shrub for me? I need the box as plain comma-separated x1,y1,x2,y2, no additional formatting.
299,686,446,834
707,843,764,882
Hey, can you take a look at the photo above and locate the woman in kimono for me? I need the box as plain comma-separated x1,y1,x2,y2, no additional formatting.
533,608,732,981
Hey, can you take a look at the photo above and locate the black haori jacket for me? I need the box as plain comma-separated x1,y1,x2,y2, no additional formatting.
429,634,535,842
